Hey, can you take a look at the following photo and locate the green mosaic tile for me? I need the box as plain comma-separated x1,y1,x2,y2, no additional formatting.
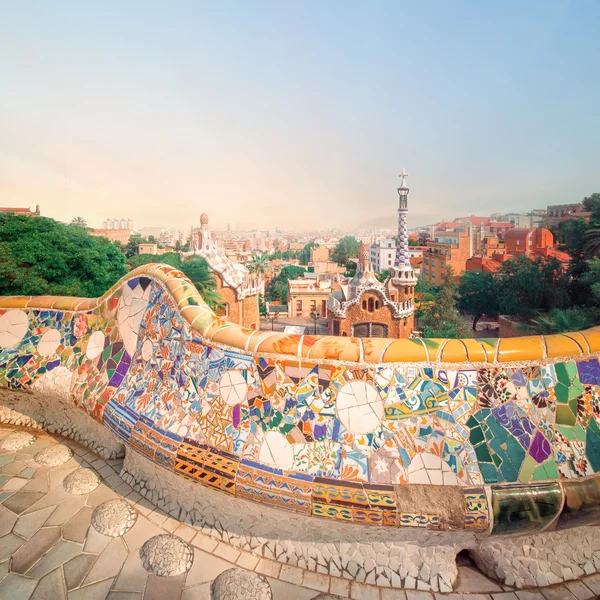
518,455,536,483
556,404,577,426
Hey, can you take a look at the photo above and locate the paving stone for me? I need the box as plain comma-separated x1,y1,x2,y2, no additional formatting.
2,476,29,491
236,552,260,571
28,540,83,579
565,580,595,600
381,590,407,599
84,527,112,554
31,567,66,600
330,577,351,597
68,577,115,600
190,532,218,554
281,564,304,585
64,554,98,590
582,574,600,595
214,541,240,564
108,594,143,600
0,532,25,561
143,573,185,600
83,537,128,585
24,487,70,513
181,583,211,600
0,572,39,599
122,515,163,551
185,551,231,587
457,565,503,593
21,474,50,493
19,467,37,479
3,491,46,515
406,593,434,600
350,581,380,600
113,552,149,592
268,578,318,600
48,467,78,491
11,526,61,574
172,524,196,543
515,591,546,599
492,594,519,600
0,456,15,468
14,506,55,538
63,506,93,543
0,559,9,583
540,585,578,600
0,506,17,536
46,495,88,527
255,558,281,578
303,570,330,592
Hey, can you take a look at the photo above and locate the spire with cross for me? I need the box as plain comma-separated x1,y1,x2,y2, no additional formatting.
399,168,409,189
394,169,411,269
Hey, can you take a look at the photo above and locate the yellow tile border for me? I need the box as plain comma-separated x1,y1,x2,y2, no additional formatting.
2,263,600,366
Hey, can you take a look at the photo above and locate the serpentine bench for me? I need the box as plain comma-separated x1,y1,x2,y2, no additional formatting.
1,263,599,592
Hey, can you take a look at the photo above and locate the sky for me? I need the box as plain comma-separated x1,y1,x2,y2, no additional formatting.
1,1,599,232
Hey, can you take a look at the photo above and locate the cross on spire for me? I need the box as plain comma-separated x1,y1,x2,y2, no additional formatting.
399,168,409,189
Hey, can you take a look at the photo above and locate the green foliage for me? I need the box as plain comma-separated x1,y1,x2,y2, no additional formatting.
520,307,595,335
420,267,472,338
258,295,268,317
375,269,390,283
579,258,600,302
408,239,419,246
247,251,270,275
0,214,127,297
458,270,501,330
127,252,182,269
269,249,302,261
265,265,306,304
180,257,223,310
331,236,361,265
300,242,319,265
70,216,87,227
117,234,151,258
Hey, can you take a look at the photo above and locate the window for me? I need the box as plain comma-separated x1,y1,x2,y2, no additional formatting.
296,300,302,312
333,320,340,335
362,300,367,309
432,260,436,267
425,258,429,265
368,297,374,312
405,287,408,294
310,300,316,311
321,300,326,316
375,300,380,309
352,323,388,338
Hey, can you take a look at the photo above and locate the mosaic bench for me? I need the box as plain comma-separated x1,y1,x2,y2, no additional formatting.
1,263,600,592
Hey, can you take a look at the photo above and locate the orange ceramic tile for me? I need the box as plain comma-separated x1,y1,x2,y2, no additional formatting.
440,339,469,363
382,338,429,362
51,297,86,311
246,331,280,353
581,327,600,354
0,297,33,309
563,331,591,353
73,299,97,311
497,336,545,363
25,296,63,309
255,333,302,357
363,337,394,363
460,338,490,362
210,324,252,350
545,334,584,359
190,312,219,337
420,338,444,361
306,336,361,362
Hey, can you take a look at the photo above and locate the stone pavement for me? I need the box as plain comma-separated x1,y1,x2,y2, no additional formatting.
0,425,599,600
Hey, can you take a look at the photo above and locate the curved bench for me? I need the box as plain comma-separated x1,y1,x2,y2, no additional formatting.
1,263,600,591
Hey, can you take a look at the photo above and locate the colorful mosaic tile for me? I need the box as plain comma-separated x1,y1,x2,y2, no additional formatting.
3,266,600,534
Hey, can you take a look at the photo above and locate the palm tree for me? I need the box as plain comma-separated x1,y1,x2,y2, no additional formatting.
181,257,223,311
522,307,594,335
247,251,270,275
71,217,87,227
584,227,600,258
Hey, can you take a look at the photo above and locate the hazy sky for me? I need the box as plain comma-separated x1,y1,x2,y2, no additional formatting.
1,2,598,232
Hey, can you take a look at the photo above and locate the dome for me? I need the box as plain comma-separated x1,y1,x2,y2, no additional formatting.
200,213,209,225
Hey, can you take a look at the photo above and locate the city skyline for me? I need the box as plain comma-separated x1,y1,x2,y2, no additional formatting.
1,1,598,231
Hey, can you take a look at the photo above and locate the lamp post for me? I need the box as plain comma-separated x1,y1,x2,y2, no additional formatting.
267,311,279,331
309,310,319,335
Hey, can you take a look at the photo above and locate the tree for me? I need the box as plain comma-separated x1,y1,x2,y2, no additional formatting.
496,255,570,318
375,269,390,284
258,295,268,317
0,214,127,297
180,257,223,310
265,265,306,303
247,251,270,275
331,236,361,265
70,217,87,227
419,267,472,338
127,252,182,270
300,242,319,265
458,270,500,330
